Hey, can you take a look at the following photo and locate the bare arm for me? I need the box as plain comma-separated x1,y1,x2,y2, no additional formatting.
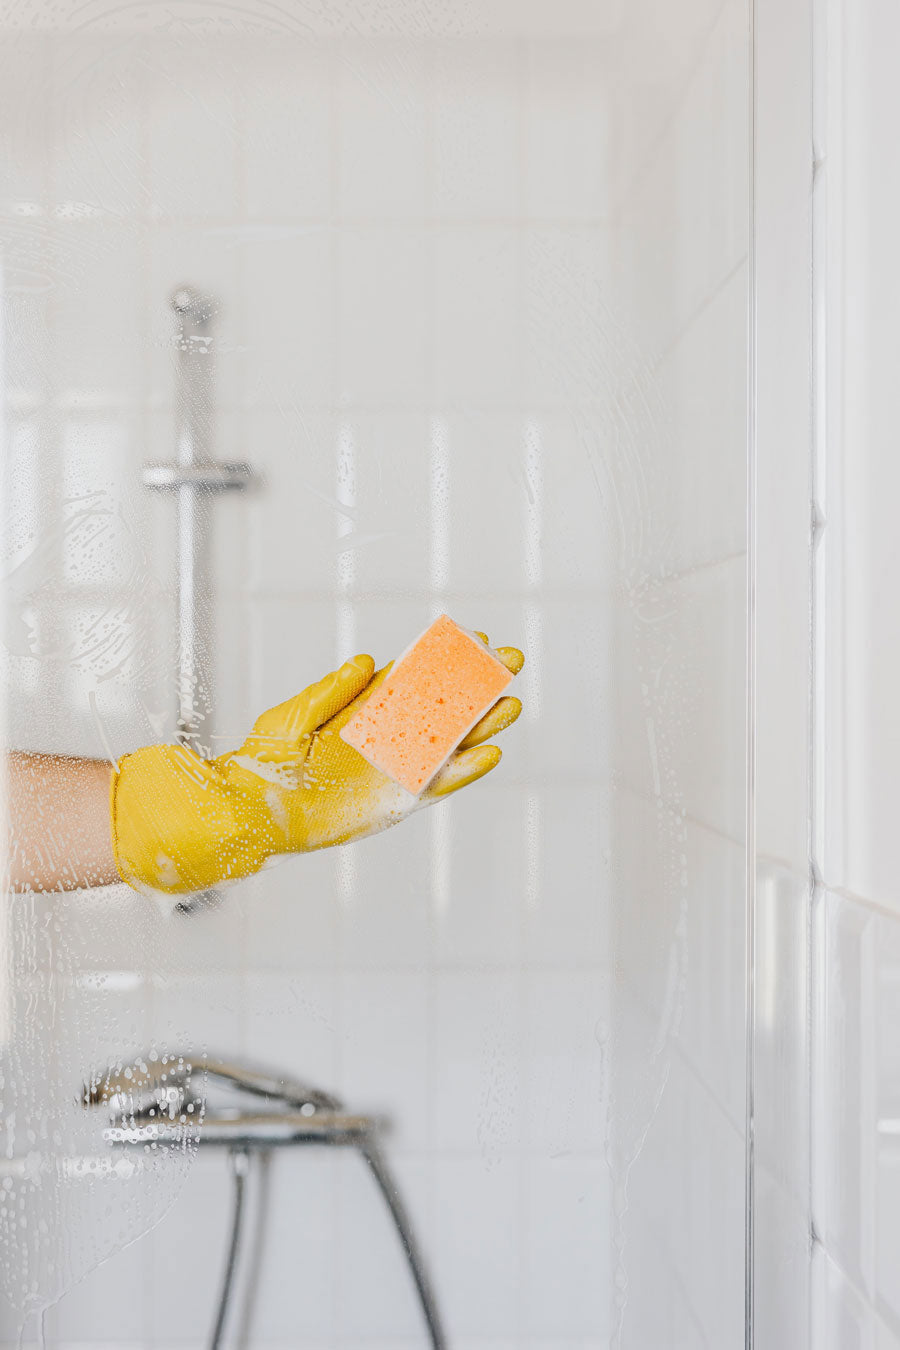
6,752,119,892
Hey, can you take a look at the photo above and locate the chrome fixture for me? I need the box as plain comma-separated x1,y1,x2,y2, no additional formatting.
142,289,255,914
83,1054,446,1350
142,288,254,757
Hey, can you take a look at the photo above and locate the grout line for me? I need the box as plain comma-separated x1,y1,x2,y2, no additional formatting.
2,210,617,229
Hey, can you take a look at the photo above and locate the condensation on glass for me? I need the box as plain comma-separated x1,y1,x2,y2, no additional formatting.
0,1,750,1346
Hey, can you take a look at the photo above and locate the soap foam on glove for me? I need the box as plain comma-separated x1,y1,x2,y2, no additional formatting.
111,624,523,895
339,614,516,795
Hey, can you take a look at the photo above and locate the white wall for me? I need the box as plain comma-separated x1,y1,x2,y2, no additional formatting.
809,0,900,1344
752,0,814,1344
608,1,750,1346
1,14,615,1348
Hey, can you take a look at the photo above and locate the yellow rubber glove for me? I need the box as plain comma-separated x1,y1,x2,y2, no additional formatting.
111,637,524,895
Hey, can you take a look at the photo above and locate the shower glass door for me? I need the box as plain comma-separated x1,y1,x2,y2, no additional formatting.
0,1,751,1346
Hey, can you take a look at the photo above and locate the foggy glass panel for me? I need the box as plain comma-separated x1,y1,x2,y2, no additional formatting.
0,2,750,1345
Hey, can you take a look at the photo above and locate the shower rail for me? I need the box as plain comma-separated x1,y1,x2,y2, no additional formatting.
141,288,255,914
142,287,254,758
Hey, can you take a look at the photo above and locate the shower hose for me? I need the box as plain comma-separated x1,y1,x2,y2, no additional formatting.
209,1143,446,1350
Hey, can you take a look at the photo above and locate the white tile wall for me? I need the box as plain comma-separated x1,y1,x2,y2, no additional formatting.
433,229,521,407
432,42,519,220
608,0,750,1346
338,227,428,404
242,40,335,221
0,4,753,1347
806,0,900,1342
337,42,428,221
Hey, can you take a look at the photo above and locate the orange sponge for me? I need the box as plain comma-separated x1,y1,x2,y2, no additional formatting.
340,615,515,795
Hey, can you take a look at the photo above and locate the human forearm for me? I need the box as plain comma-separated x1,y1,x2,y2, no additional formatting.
7,752,118,892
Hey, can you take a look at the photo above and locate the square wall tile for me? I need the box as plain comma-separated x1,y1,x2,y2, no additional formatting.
49,224,143,403
149,971,243,1058
612,1206,706,1350
434,227,520,407
623,1048,744,1349
239,1149,338,1342
337,227,428,404
337,39,427,220
433,972,521,1156
812,1246,882,1350
53,885,157,978
874,908,900,1330
243,410,343,599
432,40,519,219
521,783,609,970
613,556,747,841
616,0,748,354
678,1071,746,1349
243,971,339,1094
345,409,432,594
678,556,748,841
537,411,614,590
48,37,145,219
611,788,686,1022
50,973,151,1095
243,227,336,409
246,596,339,716
753,863,811,1210
149,886,248,979
876,1139,900,1332
433,785,526,968
521,224,614,410
57,424,154,589
531,597,608,780
677,820,746,1129
835,0,900,914
875,910,900,1124
46,1217,150,1345
339,812,431,971
143,37,239,221
211,595,253,746
523,971,609,1157
433,1156,519,1341
754,1168,811,1350
0,36,51,206
523,1157,609,1338
653,261,748,574
813,891,876,1301
524,39,612,221
619,1037,692,1267
442,412,539,596
145,1152,236,1345
247,850,338,973
339,971,429,1149
242,39,334,220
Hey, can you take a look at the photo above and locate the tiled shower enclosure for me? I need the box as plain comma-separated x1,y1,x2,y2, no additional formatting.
0,0,823,1346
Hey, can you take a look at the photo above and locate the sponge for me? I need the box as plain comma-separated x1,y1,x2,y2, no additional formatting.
340,614,515,795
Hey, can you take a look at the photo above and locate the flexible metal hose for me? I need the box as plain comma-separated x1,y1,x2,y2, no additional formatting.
208,1148,250,1350
206,1141,446,1350
361,1144,447,1350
